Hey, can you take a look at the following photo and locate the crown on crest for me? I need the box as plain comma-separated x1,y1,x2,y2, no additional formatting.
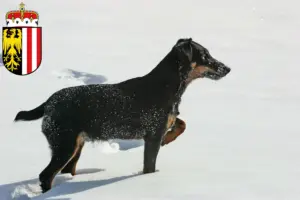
5,2,39,27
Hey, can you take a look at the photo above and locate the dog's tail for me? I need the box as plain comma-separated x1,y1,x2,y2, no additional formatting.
14,102,46,122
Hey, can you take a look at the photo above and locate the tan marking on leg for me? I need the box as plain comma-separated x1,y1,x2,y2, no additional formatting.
49,133,85,188
71,161,77,176
162,118,186,146
70,143,84,176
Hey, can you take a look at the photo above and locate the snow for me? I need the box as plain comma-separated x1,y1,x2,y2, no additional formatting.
1,0,300,199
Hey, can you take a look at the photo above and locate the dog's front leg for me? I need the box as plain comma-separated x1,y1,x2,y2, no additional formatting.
161,117,186,146
143,133,163,174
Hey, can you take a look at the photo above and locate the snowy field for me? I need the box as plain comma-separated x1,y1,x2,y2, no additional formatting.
1,0,300,199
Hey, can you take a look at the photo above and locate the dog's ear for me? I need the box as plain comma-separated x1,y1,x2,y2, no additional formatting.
176,38,185,45
174,40,193,64
176,38,192,45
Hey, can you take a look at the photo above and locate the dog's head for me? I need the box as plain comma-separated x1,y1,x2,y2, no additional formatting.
173,38,231,82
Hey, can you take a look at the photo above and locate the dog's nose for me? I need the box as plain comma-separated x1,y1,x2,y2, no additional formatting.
225,67,231,75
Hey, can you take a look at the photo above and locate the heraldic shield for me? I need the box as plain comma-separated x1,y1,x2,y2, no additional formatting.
2,27,42,75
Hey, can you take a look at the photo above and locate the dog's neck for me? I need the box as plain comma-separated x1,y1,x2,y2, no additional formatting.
145,49,190,107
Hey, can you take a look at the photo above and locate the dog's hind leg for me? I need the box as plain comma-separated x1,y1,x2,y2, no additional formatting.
61,141,85,176
39,132,84,193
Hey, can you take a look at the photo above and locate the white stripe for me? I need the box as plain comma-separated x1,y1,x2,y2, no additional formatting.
32,28,37,71
22,28,27,75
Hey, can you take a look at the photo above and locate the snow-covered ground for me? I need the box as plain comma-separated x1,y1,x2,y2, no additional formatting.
1,0,300,199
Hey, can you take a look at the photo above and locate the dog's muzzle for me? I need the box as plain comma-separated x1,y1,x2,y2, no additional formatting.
204,63,231,80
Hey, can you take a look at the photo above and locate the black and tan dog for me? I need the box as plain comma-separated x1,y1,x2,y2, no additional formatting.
14,38,230,193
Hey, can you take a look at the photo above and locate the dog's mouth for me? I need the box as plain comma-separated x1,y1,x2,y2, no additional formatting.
188,63,231,82
202,66,231,80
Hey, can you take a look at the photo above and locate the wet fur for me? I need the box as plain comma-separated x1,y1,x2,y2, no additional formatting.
14,38,230,193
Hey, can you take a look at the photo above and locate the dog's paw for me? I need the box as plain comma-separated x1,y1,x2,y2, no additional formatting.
142,169,159,174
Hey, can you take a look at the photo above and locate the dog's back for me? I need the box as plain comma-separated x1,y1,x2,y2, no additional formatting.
40,83,143,140
15,76,170,142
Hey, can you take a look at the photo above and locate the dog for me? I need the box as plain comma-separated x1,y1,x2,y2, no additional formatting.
14,38,231,193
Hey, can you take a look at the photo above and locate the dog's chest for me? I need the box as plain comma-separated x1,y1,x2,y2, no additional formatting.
166,113,176,131
165,104,179,131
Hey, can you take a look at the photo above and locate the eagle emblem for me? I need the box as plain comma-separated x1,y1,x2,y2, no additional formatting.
3,28,22,72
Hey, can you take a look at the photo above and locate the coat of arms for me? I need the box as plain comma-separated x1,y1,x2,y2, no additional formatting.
2,2,42,76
